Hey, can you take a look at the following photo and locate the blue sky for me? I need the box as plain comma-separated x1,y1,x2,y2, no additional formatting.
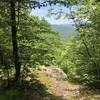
31,5,73,25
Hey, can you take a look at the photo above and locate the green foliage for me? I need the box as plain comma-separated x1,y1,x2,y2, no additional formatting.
0,3,61,72
17,13,61,66
0,0,100,89
57,0,100,86
0,90,22,100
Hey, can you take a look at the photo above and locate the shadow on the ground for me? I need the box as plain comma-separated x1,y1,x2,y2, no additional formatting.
0,76,100,100
0,77,69,100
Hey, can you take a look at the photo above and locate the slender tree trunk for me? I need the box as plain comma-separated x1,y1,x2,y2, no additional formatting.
10,0,21,82
0,46,4,66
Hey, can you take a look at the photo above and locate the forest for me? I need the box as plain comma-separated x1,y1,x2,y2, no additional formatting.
0,0,100,100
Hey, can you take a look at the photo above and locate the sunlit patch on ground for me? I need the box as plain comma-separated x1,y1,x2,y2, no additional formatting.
34,66,100,100
0,66,100,100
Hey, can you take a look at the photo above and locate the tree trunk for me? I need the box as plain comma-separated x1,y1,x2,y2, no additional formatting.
10,0,21,82
0,46,4,66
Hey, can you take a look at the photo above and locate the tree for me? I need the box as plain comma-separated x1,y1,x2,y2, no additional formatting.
61,0,100,85
0,1,61,82
10,0,21,82
18,13,61,66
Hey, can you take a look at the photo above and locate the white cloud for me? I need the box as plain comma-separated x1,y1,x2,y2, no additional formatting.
31,6,72,25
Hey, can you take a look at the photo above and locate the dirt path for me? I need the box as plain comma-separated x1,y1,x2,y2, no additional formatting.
47,75,79,99
37,66,80,100
0,66,100,100
36,66,100,100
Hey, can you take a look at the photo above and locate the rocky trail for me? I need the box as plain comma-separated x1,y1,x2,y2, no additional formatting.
24,66,100,100
43,66,80,100
34,66,100,100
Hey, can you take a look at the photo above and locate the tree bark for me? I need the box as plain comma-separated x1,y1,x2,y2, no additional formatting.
10,0,21,82
0,46,4,66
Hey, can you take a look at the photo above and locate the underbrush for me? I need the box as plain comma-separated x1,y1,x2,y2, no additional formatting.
0,89,23,100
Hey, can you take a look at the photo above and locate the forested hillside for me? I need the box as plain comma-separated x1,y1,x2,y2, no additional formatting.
51,24,78,40
0,0,100,100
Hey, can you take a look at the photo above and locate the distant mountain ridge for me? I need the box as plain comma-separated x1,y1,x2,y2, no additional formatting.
51,24,78,40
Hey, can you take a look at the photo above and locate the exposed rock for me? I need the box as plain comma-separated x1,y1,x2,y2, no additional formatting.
37,65,80,100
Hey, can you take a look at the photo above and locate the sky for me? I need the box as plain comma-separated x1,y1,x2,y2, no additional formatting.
31,5,73,25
